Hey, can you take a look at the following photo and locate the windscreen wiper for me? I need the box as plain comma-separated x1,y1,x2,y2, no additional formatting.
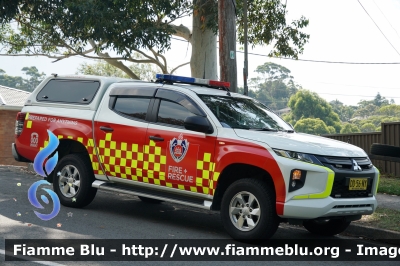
250,127,278,132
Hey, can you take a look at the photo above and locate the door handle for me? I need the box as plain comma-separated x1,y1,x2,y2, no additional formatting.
149,136,164,141
100,126,114,132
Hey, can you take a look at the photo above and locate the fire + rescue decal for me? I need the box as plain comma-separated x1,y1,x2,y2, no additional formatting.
169,133,189,163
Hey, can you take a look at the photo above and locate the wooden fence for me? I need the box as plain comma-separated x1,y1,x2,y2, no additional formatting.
323,122,400,177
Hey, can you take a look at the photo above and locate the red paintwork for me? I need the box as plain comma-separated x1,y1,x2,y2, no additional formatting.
16,113,285,215
214,137,286,215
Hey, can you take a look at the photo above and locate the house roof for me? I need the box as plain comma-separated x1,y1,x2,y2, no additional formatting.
0,85,30,106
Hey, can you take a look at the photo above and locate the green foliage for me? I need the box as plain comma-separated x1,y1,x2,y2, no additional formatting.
248,62,300,110
379,104,400,116
378,177,400,195
293,118,331,135
77,56,161,81
360,123,376,133
349,114,400,133
236,0,310,58
286,90,342,133
0,0,309,80
194,0,309,59
0,67,45,92
329,100,356,122
353,103,378,118
327,126,336,134
0,0,191,55
21,66,46,91
340,123,360,134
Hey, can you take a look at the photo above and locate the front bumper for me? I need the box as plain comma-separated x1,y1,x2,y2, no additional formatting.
275,154,379,220
281,196,377,219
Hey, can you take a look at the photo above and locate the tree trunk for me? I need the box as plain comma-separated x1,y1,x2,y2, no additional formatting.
218,0,237,92
190,1,218,80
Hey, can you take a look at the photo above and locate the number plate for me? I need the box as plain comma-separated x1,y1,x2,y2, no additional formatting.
349,178,368,190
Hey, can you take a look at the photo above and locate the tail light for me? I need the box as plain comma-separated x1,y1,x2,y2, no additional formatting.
15,112,26,137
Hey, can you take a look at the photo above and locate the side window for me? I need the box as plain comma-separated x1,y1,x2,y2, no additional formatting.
113,97,151,121
157,100,195,127
36,80,100,104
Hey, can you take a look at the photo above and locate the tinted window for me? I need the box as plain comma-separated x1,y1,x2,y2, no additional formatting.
37,80,100,104
113,97,150,121
157,100,195,126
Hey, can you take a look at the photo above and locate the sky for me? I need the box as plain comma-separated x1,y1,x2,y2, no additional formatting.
1,0,400,106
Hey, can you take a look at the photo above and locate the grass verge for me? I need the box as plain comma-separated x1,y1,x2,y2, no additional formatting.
377,176,400,196
354,207,400,232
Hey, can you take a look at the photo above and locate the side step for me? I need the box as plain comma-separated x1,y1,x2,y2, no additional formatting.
92,180,212,210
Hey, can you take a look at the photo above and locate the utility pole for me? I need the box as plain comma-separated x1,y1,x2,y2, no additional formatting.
218,0,237,92
243,0,248,96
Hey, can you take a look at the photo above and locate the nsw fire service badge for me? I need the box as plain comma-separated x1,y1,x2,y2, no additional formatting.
169,133,189,163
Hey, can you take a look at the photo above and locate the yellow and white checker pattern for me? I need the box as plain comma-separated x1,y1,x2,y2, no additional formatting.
196,153,220,195
40,131,221,196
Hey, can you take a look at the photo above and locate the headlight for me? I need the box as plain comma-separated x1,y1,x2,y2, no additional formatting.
273,149,318,164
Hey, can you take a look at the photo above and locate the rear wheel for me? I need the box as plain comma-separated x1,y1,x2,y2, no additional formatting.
53,153,97,208
303,218,351,236
220,178,279,241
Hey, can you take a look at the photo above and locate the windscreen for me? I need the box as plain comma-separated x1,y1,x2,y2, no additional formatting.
199,95,293,131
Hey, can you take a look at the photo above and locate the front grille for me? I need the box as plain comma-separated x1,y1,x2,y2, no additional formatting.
314,155,375,199
322,156,373,170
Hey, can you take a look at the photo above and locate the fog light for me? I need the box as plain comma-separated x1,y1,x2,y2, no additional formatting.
289,169,307,192
292,170,302,180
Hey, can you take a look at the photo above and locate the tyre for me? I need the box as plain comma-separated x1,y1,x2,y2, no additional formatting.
53,153,97,208
138,196,163,204
370,143,400,158
220,178,280,241
303,218,350,236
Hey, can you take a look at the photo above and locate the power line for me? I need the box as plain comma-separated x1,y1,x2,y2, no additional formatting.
317,92,400,98
358,0,400,57
237,50,400,64
295,80,400,90
170,37,400,64
372,0,400,42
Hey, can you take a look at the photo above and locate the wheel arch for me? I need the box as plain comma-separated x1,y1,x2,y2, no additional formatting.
211,163,275,211
47,139,92,183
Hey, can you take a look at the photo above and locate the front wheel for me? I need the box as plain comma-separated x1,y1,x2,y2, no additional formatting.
53,153,97,208
303,219,351,236
220,178,279,241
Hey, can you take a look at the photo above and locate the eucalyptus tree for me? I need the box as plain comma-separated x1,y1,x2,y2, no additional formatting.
0,0,309,81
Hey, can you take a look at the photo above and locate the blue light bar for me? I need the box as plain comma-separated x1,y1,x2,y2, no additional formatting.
155,74,230,88
156,74,195,83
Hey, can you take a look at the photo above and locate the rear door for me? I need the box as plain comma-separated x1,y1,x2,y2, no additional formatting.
93,84,157,180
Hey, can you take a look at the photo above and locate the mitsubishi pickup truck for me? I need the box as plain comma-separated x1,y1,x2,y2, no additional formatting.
13,74,379,240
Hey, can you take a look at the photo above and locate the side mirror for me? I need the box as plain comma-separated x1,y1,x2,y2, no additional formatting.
184,116,213,134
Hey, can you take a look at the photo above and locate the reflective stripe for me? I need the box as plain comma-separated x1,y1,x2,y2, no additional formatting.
293,167,334,199
375,167,380,195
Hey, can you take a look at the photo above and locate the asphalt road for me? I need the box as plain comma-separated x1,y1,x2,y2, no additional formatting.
0,166,398,266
